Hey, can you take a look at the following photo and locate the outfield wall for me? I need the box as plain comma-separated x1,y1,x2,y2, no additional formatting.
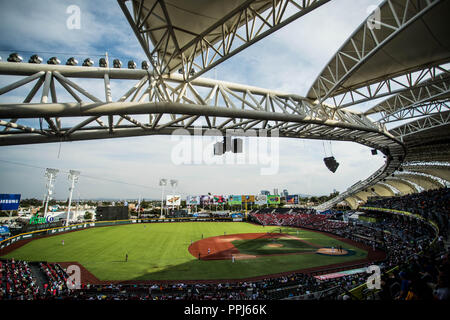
0,216,239,252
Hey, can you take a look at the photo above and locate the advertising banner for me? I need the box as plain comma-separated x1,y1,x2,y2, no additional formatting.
255,195,267,205
0,225,10,235
0,194,21,211
166,195,181,206
200,195,213,205
314,268,367,280
241,195,255,203
186,195,200,205
228,195,242,205
286,195,299,204
213,195,226,204
267,195,281,204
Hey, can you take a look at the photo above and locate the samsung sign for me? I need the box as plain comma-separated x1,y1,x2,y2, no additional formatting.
0,194,21,211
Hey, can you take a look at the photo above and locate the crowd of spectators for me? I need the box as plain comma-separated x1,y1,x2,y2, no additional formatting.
365,187,449,238
0,259,39,300
39,262,70,298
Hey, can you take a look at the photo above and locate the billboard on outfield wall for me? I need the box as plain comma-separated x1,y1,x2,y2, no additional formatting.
213,195,226,204
267,195,281,204
166,195,181,206
286,195,299,204
200,195,213,205
228,195,242,205
186,196,200,205
255,195,267,205
241,195,255,203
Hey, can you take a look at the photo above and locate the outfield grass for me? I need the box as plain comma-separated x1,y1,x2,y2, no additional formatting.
1,222,367,281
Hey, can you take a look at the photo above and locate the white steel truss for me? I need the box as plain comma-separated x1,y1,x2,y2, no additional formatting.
389,110,450,138
0,61,400,149
118,0,330,81
307,0,448,108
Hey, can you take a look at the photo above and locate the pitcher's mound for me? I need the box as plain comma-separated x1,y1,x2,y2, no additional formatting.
267,243,284,248
316,247,348,256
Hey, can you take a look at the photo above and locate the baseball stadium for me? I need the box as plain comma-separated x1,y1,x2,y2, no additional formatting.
0,0,449,304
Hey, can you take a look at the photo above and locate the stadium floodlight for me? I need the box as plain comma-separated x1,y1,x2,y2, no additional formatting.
43,168,59,219
170,179,178,188
66,170,80,226
113,59,122,68
178,68,183,74
7,53,23,62
82,58,94,67
47,57,61,65
141,61,149,70
66,57,78,66
28,54,43,64
127,60,136,69
159,178,168,218
99,58,107,67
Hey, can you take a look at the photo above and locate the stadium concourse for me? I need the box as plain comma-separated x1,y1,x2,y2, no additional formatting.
1,187,449,300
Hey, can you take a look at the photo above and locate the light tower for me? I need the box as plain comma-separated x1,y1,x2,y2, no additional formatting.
159,178,167,218
43,168,59,219
66,170,80,226
170,179,178,211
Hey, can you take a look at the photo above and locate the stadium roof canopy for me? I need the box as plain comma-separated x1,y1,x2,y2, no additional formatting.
301,0,450,209
0,0,448,210
118,0,330,79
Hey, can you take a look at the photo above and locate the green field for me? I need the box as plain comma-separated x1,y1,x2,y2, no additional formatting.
1,222,367,281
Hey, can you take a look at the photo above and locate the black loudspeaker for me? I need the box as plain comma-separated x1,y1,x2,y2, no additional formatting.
232,138,243,153
371,149,378,155
323,156,339,173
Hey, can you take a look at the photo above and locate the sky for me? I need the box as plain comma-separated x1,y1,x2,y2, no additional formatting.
0,0,387,200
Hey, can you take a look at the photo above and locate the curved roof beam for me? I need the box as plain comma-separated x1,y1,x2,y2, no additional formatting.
376,181,400,195
392,171,447,190
307,0,450,108
118,0,330,81
354,190,376,202
344,197,358,210
365,70,450,123
371,183,395,196
402,162,450,182
389,110,450,139
383,177,418,194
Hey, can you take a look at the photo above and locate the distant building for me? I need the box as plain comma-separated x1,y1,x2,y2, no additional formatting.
282,189,289,197
260,190,270,195
273,188,279,195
